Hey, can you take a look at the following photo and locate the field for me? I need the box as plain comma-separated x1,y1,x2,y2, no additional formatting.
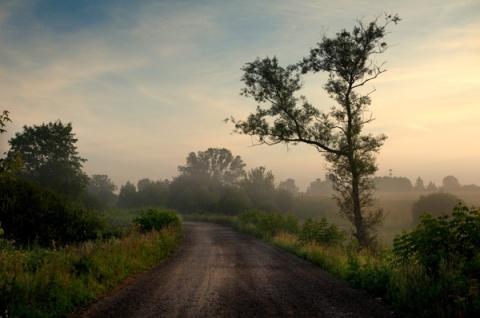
292,190,480,245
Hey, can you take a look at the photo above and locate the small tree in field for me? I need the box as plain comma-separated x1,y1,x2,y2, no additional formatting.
232,14,400,247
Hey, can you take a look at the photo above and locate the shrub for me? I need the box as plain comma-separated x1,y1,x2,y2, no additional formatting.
411,191,459,226
396,204,480,274
0,178,106,246
392,204,480,316
133,208,183,232
299,217,345,245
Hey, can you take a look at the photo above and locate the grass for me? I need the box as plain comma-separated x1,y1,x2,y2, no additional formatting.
0,223,182,318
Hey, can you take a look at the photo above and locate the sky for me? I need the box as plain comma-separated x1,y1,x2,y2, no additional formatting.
1,0,479,191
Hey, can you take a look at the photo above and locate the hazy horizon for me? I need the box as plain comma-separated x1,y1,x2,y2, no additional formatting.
1,0,479,192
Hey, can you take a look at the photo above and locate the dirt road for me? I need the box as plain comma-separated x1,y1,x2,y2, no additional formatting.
72,222,395,317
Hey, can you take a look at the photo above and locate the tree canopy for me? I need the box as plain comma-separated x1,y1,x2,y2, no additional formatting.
178,148,246,187
7,120,88,199
232,14,400,247
87,174,118,205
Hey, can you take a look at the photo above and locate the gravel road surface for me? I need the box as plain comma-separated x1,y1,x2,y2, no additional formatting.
71,222,395,317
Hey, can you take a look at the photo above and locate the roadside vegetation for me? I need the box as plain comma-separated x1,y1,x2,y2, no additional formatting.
0,207,182,318
186,203,480,317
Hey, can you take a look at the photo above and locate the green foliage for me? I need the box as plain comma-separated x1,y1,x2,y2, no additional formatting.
87,174,117,206
299,217,345,245
392,204,480,316
167,174,219,213
411,191,459,226
7,120,89,199
278,178,299,194
136,178,169,208
178,148,246,187
395,204,480,274
116,181,139,209
238,209,298,238
0,178,106,246
133,208,182,232
241,167,277,211
216,186,252,215
0,226,182,317
305,178,333,196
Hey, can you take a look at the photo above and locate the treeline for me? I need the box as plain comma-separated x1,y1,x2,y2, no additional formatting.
373,175,480,192
112,150,301,215
106,173,480,213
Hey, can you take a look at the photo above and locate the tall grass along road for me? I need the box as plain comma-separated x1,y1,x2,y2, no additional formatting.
72,222,394,317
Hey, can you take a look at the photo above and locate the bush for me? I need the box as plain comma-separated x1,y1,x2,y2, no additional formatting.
0,178,106,246
299,217,345,245
411,191,459,226
392,204,480,316
133,208,183,232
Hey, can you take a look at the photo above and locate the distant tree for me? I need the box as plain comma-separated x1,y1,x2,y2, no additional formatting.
305,178,333,196
278,178,299,194
137,178,169,207
374,176,413,192
178,148,246,187
137,178,152,192
7,120,88,199
414,177,425,191
169,148,245,213
216,187,252,215
117,181,139,209
461,184,480,191
426,181,437,191
88,174,117,204
442,175,461,191
231,15,400,247
241,166,277,211
411,192,460,226
168,174,218,213
275,188,294,213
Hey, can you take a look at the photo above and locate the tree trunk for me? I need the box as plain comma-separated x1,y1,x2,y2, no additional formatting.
351,162,367,248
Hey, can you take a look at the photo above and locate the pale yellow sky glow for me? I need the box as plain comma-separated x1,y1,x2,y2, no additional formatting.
0,0,479,191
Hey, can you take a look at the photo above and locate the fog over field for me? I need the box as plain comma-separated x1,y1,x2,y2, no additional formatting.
1,0,479,191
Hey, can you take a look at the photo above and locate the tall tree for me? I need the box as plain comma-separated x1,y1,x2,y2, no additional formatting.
414,177,425,191
232,14,400,247
178,148,246,187
7,120,88,199
117,181,138,209
137,178,169,207
88,174,117,204
278,178,299,194
442,175,461,191
0,111,22,176
241,166,277,211
305,178,333,196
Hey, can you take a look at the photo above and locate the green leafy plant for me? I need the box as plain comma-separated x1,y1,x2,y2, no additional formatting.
392,204,480,316
299,217,345,245
0,178,106,246
133,208,183,232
